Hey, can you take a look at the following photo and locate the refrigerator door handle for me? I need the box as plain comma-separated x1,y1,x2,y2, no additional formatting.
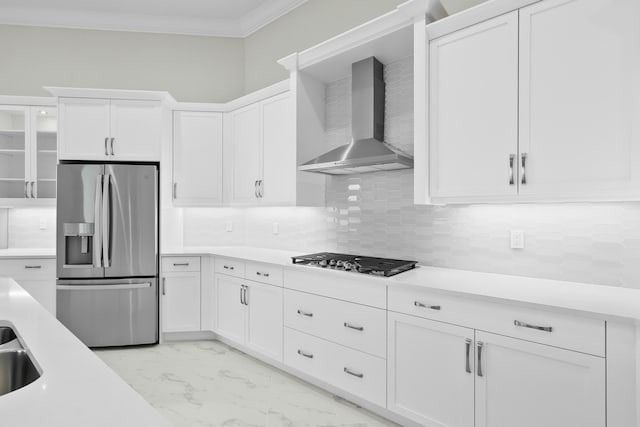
57,283,152,291
93,175,103,268
102,174,111,268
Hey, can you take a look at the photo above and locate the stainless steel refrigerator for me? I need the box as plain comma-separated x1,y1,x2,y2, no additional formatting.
56,162,159,347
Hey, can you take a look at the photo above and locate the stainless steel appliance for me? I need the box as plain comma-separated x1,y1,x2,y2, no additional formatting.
56,162,158,347
292,252,417,277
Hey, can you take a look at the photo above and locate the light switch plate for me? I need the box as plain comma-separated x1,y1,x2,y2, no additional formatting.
510,230,525,249
272,222,279,235
39,218,47,230
225,221,233,232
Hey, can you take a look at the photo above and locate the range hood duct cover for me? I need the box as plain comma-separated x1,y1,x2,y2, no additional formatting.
299,56,413,175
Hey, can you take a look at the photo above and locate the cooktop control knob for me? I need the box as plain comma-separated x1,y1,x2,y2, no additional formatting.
336,260,344,268
329,259,337,266
343,262,353,271
319,259,328,267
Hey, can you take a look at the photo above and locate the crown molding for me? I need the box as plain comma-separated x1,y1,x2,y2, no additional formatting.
0,0,309,38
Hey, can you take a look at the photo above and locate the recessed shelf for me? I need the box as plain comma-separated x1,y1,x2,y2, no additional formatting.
0,178,25,182
0,129,25,136
37,178,56,182
37,150,57,154
0,149,25,153
37,130,57,135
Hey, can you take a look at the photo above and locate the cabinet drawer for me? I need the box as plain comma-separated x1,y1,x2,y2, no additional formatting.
284,289,386,358
246,261,283,286
389,286,605,356
0,258,55,279
162,256,200,272
214,257,245,278
284,327,386,407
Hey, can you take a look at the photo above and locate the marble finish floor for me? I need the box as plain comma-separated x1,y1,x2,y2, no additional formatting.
95,340,398,427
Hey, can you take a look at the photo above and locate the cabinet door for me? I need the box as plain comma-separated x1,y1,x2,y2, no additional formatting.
261,93,295,205
173,111,223,206
18,279,56,315
162,272,201,333
58,98,110,161
110,100,161,161
429,12,518,201
387,312,475,427
474,331,605,427
245,281,283,362
30,106,58,200
0,106,29,200
226,104,262,204
518,0,640,200
214,274,246,344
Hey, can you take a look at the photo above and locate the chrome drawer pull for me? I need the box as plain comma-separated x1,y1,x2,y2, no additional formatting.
256,272,270,277
297,349,313,359
514,320,553,333
25,265,42,269
343,367,364,378
465,338,472,374
223,265,235,270
162,277,166,295
414,301,441,310
508,154,515,185
297,310,313,317
344,322,364,331
521,153,528,185
477,341,484,377
173,263,189,267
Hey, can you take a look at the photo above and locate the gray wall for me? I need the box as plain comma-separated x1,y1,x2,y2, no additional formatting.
0,24,244,102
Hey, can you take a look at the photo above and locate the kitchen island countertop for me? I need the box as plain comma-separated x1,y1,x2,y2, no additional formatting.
0,277,170,427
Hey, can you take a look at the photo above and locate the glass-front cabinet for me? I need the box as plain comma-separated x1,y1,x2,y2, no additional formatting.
0,105,57,204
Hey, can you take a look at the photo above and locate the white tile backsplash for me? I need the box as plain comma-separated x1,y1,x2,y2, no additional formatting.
8,207,56,248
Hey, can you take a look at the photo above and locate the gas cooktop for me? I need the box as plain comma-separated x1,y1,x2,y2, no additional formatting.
292,252,417,277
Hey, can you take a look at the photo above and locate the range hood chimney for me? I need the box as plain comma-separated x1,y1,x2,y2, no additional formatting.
298,57,413,175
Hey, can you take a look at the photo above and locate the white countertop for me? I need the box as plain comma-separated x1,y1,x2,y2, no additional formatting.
163,246,640,323
0,278,170,427
0,248,56,259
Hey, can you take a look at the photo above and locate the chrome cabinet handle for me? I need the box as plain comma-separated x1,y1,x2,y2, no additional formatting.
343,367,364,378
30,181,35,198
24,181,29,199
243,285,248,305
173,263,189,267
223,265,235,271
477,341,484,377
465,338,472,374
514,320,553,333
173,183,177,199
110,137,115,156
509,154,515,185
297,309,313,317
521,153,527,185
297,349,313,359
414,301,441,310
239,285,244,305
162,277,166,295
254,180,259,198
258,180,264,198
344,322,364,331
25,265,42,269
104,137,109,156
256,271,269,277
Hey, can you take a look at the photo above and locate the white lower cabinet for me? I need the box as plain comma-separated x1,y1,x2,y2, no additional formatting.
0,258,56,314
284,327,386,407
387,312,475,427
161,257,201,333
214,273,283,362
474,331,605,427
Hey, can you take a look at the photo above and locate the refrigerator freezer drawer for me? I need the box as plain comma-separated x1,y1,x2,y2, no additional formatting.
56,278,158,347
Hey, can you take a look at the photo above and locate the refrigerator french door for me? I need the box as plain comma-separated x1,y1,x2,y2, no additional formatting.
56,163,158,347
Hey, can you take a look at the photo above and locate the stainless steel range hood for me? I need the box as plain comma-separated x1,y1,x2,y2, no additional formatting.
299,57,413,175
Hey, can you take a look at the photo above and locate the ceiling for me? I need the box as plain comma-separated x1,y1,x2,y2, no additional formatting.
0,0,309,37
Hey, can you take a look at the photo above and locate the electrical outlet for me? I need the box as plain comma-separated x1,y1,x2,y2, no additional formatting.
39,218,47,230
272,222,279,235
510,230,525,249
225,221,233,232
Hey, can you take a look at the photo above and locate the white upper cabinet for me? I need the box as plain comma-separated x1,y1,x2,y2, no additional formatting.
429,12,519,200
226,103,262,204
224,92,295,206
260,93,295,205
58,98,110,161
109,100,161,161
518,0,640,200
427,0,640,203
474,331,605,427
172,111,223,206
58,97,161,161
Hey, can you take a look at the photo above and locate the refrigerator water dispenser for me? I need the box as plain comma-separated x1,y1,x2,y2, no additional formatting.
63,222,95,268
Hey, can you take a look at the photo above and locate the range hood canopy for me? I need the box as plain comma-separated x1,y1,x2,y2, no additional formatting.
299,57,413,175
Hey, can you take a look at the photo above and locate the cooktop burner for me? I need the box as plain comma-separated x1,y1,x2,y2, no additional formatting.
292,252,417,277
